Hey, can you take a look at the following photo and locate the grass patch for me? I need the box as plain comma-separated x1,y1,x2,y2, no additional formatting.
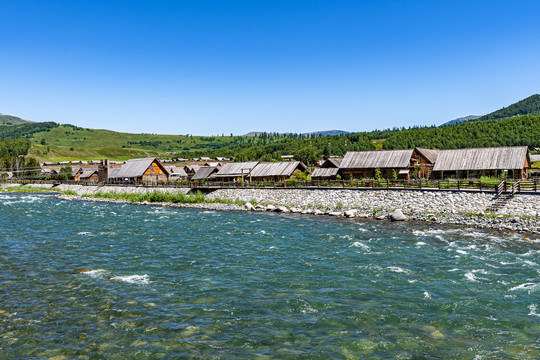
82,190,242,205
0,185,59,193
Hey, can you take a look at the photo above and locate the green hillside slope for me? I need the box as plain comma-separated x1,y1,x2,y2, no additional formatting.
479,94,540,121
383,114,540,149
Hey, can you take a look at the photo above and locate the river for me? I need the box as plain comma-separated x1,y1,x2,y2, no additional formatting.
1,193,539,359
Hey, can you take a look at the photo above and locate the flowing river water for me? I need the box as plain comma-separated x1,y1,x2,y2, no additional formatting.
1,193,540,359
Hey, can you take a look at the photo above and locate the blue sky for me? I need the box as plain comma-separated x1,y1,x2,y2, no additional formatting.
1,1,539,135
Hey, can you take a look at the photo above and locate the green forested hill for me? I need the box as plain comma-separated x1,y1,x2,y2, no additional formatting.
383,114,540,149
0,122,58,140
479,94,540,121
0,114,33,125
2,102,540,163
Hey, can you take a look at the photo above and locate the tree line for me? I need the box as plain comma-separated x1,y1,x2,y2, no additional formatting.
0,122,58,141
0,138,41,178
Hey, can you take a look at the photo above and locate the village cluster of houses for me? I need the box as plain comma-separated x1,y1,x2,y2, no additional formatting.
27,145,537,184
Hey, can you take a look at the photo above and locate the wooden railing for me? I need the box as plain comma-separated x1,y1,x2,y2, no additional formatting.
497,180,506,197
510,180,521,196
2,178,539,193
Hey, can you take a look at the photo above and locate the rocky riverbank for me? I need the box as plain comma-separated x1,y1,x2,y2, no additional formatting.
2,183,539,234
208,188,539,233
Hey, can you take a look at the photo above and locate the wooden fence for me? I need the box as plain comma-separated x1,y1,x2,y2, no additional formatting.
2,178,539,194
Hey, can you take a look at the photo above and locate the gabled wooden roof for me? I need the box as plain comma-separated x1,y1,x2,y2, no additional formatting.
184,165,201,174
415,148,440,164
165,166,188,177
340,149,414,169
433,146,529,171
112,157,168,178
311,168,339,178
80,169,99,179
250,161,307,178
191,166,219,180
321,158,342,168
214,161,259,177
108,168,121,179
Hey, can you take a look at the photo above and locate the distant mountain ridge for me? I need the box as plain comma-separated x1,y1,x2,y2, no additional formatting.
479,94,540,121
440,115,482,127
243,129,351,137
0,114,33,125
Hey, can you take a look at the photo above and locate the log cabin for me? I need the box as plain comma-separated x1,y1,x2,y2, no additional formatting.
250,161,308,182
109,157,169,184
432,146,530,179
340,149,415,180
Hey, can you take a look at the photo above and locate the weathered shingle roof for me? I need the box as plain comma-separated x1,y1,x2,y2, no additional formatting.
311,168,339,178
112,157,167,178
433,146,529,171
165,166,188,177
80,169,98,179
72,168,83,176
191,166,218,180
415,148,440,164
340,150,414,169
250,161,307,178
184,165,201,174
531,154,540,163
321,158,342,168
214,161,259,177
108,168,121,179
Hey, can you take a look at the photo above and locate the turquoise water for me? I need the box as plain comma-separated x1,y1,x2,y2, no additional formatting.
1,194,540,359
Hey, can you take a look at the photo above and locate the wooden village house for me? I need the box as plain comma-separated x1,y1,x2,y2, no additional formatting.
411,148,440,179
165,166,188,181
184,165,201,179
311,158,342,180
191,166,219,181
249,161,308,182
212,161,259,182
78,169,99,183
108,157,169,183
432,146,531,179
339,149,415,180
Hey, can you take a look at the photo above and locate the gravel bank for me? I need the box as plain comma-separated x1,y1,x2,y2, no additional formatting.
207,188,540,234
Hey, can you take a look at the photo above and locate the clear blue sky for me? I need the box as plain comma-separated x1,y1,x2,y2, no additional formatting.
1,1,539,135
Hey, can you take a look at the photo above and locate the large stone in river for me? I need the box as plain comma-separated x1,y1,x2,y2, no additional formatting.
390,209,407,221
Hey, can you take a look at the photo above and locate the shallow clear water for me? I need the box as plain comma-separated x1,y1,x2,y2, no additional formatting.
1,193,540,359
